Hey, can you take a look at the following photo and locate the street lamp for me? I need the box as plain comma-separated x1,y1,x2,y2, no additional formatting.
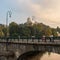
6,10,12,51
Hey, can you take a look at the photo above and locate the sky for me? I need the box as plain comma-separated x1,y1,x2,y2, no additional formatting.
0,0,60,28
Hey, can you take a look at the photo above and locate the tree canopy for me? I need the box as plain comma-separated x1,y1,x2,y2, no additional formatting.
0,18,59,38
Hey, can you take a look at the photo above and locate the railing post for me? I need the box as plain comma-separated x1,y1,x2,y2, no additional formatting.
27,38,28,43
32,36,35,42
42,36,46,42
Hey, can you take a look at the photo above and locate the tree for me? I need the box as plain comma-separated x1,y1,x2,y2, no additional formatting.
0,25,5,37
18,24,31,37
9,22,19,37
44,27,52,37
35,23,44,37
52,28,58,37
0,29,4,37
56,26,60,33
2,27,7,37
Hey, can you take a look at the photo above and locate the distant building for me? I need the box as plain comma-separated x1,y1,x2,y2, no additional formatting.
26,17,38,26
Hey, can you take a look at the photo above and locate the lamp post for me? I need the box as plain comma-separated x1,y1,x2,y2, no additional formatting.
6,11,12,37
6,10,12,51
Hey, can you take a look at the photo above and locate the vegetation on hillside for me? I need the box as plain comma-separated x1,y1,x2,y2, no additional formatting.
0,17,60,38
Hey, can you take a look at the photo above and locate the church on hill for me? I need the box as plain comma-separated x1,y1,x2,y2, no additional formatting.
26,17,38,26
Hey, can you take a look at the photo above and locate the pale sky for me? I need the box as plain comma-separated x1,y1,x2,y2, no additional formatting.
0,0,60,27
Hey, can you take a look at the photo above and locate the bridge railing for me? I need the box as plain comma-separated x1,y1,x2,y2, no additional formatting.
0,37,60,44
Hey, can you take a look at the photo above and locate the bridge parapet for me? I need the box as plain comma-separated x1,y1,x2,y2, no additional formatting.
0,38,60,45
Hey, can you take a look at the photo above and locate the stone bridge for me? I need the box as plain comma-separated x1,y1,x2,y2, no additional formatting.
0,38,60,60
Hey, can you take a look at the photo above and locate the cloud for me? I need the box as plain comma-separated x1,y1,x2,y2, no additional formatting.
23,0,60,27
5,0,60,27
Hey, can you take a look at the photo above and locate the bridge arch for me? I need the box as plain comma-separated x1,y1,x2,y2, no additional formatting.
17,51,46,60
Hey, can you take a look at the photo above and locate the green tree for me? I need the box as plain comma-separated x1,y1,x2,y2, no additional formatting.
19,24,31,37
42,27,52,37
0,25,5,37
9,22,19,37
56,26,60,33
52,28,58,37
32,24,43,37
0,29,4,37
2,27,7,37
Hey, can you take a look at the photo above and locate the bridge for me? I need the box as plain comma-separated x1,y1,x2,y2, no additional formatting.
0,38,60,60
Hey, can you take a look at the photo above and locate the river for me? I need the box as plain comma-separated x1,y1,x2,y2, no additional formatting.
27,52,60,60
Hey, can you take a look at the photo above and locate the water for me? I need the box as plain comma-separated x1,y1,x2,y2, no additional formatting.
27,52,60,60
41,52,60,60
